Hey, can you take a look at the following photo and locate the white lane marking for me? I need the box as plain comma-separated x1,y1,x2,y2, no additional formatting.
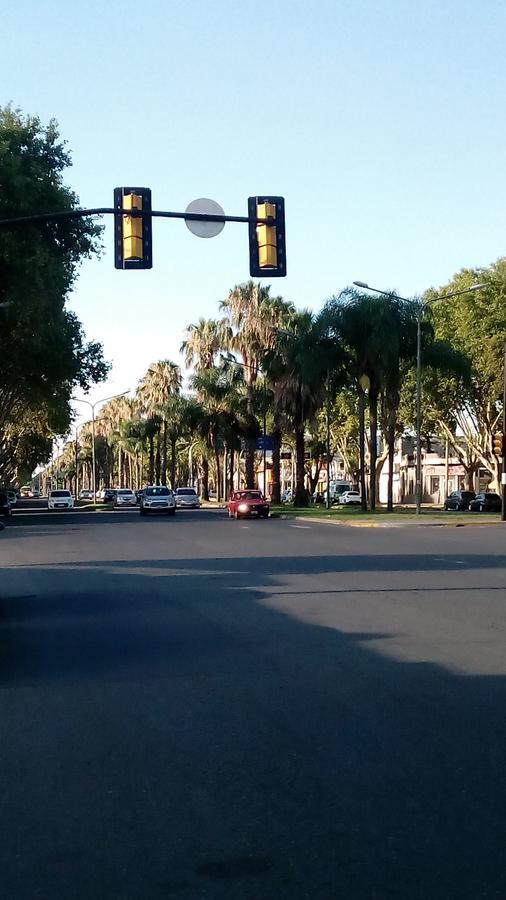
290,524,311,529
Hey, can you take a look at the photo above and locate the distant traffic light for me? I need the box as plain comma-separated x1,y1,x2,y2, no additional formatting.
114,187,152,269
493,432,505,456
248,196,286,277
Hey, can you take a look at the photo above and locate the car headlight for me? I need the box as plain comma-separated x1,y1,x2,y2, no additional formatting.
238,503,249,512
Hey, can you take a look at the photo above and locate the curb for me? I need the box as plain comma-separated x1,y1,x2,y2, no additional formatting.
292,516,502,529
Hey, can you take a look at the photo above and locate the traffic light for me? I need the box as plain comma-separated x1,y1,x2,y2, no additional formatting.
493,433,505,456
114,187,152,269
248,196,286,277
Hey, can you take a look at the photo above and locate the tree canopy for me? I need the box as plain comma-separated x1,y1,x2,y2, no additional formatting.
0,106,109,483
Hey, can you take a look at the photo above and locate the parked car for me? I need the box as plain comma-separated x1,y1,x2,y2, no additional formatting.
0,490,12,517
47,489,74,511
468,492,502,512
140,486,176,516
102,489,117,504
79,489,93,500
443,490,476,511
174,487,200,509
227,490,270,519
115,488,137,507
337,490,362,506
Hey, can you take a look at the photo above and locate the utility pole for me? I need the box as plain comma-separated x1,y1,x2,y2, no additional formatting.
502,344,506,522
326,380,331,510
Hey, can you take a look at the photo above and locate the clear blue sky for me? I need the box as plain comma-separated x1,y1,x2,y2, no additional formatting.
3,0,506,421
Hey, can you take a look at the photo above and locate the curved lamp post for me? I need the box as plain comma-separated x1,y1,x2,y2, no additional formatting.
73,391,130,501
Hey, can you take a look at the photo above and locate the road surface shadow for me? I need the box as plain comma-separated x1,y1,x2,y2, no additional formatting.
1,554,506,899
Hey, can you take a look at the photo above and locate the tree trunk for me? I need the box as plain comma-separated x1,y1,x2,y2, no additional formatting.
214,448,221,502
170,437,177,488
155,432,161,484
386,400,397,511
294,422,307,506
223,448,228,500
270,420,282,504
369,390,378,510
358,387,367,511
309,461,323,495
229,447,235,496
148,435,154,484
245,386,256,488
161,421,167,485
201,458,209,501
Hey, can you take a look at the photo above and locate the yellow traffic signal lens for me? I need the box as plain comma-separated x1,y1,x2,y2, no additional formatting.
256,202,277,269
123,193,143,261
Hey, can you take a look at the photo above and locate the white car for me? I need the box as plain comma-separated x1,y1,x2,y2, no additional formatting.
337,490,361,506
115,488,137,507
140,486,176,516
48,489,74,510
79,489,93,500
174,487,200,508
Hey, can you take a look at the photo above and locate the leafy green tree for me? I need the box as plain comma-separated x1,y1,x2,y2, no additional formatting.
424,261,506,489
0,105,109,481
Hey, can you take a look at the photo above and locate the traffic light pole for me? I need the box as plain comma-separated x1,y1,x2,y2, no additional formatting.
0,207,275,228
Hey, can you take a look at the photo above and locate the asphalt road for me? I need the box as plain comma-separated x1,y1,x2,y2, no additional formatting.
1,510,506,899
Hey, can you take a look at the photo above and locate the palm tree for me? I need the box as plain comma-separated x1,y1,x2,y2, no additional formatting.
190,365,245,502
137,360,182,484
220,282,294,488
181,318,226,371
266,311,333,506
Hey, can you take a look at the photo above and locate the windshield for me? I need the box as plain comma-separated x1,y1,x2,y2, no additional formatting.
238,491,262,500
118,490,134,495
177,489,197,496
50,490,71,498
146,487,171,496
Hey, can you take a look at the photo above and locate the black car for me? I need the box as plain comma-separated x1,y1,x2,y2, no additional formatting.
0,489,12,517
468,492,502,512
443,490,476,511
103,489,117,503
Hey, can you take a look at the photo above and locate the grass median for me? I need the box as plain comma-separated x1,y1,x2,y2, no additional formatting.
270,504,501,525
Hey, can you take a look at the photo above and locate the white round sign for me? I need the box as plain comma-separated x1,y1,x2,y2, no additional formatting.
185,198,225,238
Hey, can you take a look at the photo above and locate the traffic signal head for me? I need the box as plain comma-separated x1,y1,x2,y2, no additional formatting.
493,432,505,456
114,187,152,269
248,196,286,277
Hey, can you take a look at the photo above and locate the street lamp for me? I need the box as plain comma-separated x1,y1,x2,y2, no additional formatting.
353,280,486,514
73,390,130,502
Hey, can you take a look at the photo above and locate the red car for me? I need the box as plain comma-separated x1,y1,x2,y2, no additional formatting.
227,490,270,519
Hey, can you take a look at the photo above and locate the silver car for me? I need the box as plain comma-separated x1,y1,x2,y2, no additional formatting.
115,488,137,507
140,486,176,517
175,487,200,509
